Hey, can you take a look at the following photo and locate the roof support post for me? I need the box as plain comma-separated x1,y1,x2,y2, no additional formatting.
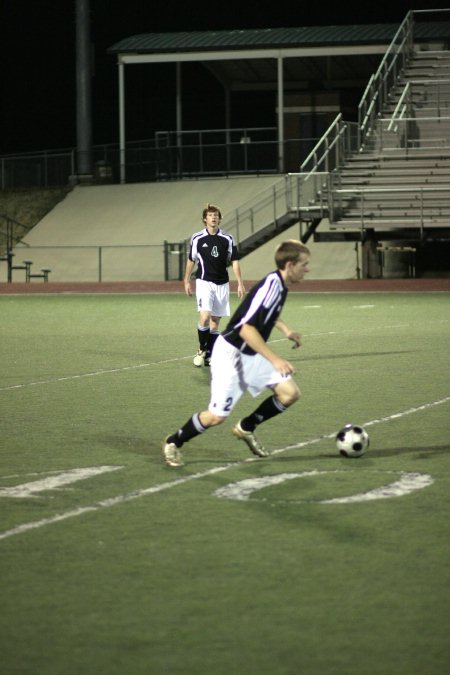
277,54,284,173
176,62,182,176
75,0,92,178
118,59,126,184
176,62,182,132
224,87,231,171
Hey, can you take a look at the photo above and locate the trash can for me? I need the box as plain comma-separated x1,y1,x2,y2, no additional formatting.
164,241,186,281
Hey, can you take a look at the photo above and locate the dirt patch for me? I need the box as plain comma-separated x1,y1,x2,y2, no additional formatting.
1,278,450,294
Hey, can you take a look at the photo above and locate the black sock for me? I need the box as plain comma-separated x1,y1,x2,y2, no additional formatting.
197,326,210,351
208,330,220,354
167,413,207,447
240,396,287,432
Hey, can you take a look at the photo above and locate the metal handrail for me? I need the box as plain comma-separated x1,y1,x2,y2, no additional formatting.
358,11,414,148
386,78,450,135
300,114,342,173
387,81,411,131
297,116,359,202
358,9,450,148
209,172,330,246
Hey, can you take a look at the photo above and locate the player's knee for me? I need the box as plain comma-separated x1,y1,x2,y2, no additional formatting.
276,381,301,407
211,414,227,426
199,311,211,327
210,317,220,331
202,412,227,427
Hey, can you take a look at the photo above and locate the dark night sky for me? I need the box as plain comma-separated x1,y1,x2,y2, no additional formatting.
1,0,448,154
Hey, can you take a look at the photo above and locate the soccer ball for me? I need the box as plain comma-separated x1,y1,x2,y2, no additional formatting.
336,424,369,458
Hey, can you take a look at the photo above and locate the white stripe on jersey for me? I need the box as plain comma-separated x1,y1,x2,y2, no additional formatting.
235,273,282,330
189,228,235,281
197,256,205,277
190,229,234,261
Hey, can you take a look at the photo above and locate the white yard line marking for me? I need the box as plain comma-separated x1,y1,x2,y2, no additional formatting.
320,472,434,504
0,358,194,392
0,466,123,498
0,396,448,541
0,464,236,541
213,471,434,504
270,396,450,454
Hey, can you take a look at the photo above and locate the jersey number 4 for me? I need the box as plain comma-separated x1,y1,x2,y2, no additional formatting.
211,245,219,258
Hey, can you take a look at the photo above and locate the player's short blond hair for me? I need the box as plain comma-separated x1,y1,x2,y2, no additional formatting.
275,240,310,269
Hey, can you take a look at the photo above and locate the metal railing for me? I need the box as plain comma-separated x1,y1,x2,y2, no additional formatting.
0,149,75,190
0,130,320,189
328,185,450,235
0,173,328,282
293,8,450,234
372,78,450,151
358,12,414,149
3,10,449,282
0,243,168,283
358,8,450,149
217,172,328,245
300,115,359,178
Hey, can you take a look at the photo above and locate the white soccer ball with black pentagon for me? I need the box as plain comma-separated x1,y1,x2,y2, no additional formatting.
336,424,369,457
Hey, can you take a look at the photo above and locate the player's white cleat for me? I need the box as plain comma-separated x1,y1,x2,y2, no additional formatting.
232,421,269,457
162,438,184,467
193,350,206,367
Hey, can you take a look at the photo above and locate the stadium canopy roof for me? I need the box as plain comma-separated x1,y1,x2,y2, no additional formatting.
108,21,450,86
107,14,450,180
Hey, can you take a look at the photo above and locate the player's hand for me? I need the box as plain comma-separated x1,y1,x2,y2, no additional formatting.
184,281,192,297
288,331,302,349
237,283,246,299
273,356,295,375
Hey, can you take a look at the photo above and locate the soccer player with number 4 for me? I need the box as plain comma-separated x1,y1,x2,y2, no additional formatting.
184,203,246,367
163,239,311,467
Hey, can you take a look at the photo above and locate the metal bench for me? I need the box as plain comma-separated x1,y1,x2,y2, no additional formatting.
11,259,33,281
29,267,51,282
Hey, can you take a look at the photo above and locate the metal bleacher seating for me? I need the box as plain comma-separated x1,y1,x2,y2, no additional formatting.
292,12,450,277
332,50,450,231
221,12,450,280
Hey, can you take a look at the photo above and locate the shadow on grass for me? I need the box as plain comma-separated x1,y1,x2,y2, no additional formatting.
95,431,450,467
281,443,450,461
289,349,413,362
95,435,235,466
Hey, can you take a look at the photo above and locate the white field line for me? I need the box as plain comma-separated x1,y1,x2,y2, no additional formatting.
1,318,448,393
0,466,123,498
0,357,194,392
0,396,449,541
213,470,434,504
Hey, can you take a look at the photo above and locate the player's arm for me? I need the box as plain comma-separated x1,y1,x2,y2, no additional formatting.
239,323,295,375
275,319,302,349
231,260,246,298
183,258,195,296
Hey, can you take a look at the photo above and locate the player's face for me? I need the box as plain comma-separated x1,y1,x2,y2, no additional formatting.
204,211,220,232
286,255,310,283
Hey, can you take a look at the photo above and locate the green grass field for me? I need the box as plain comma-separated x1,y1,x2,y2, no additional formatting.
1,291,449,675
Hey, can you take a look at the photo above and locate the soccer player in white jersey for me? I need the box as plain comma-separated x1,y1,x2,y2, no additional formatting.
184,204,246,367
163,240,310,467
